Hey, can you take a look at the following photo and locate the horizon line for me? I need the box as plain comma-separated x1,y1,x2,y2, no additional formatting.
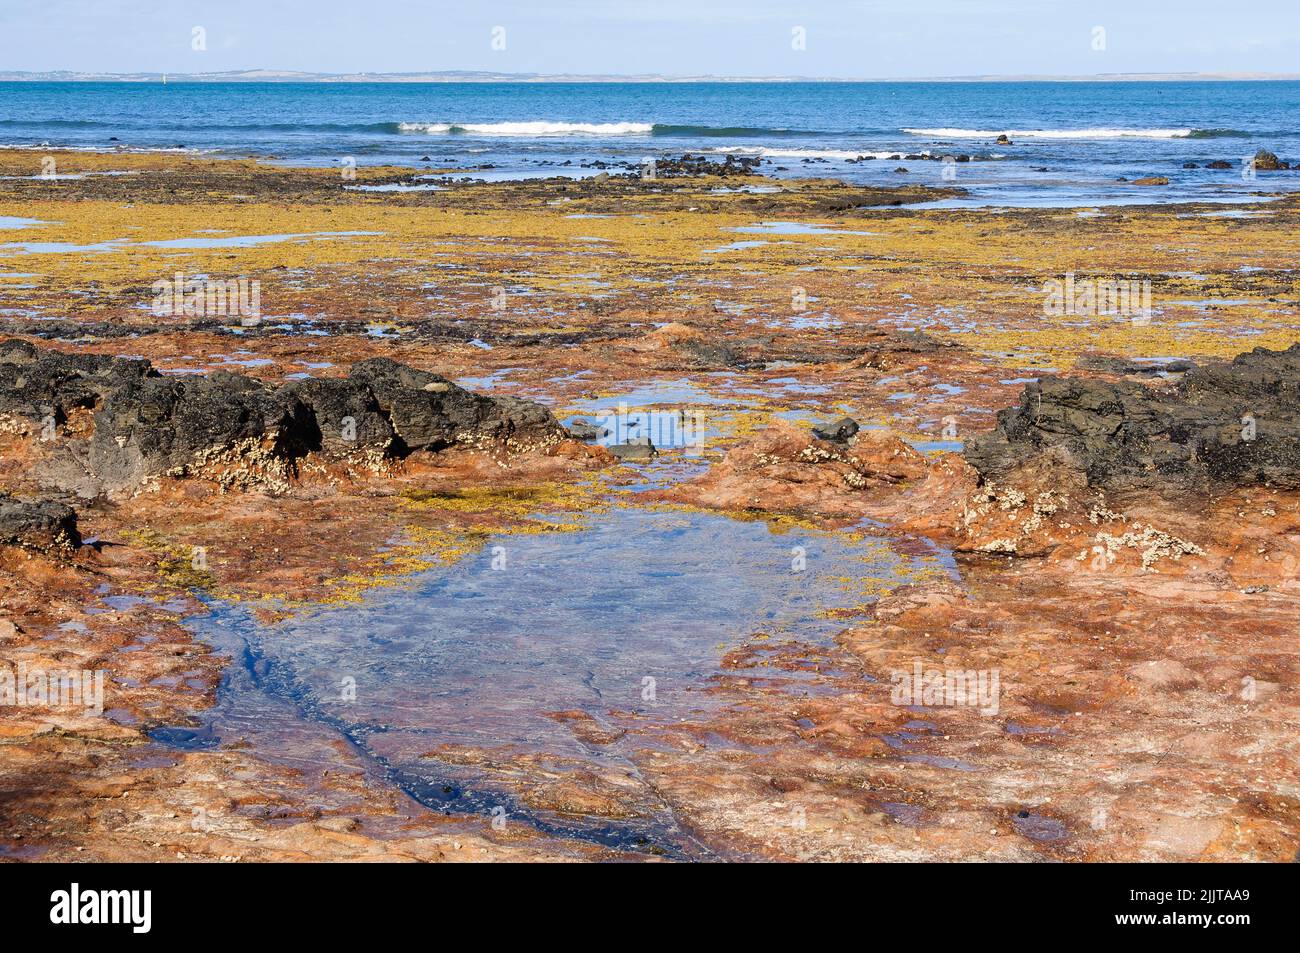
4,69,1300,84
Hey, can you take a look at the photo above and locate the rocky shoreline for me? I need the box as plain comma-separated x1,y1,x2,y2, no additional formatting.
1,147,1298,862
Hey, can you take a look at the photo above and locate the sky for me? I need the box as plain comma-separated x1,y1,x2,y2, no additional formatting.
1,0,1298,78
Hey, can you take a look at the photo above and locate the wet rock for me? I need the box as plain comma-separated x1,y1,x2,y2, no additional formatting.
657,421,930,517
1206,160,1233,170
678,339,748,368
0,493,80,550
565,419,607,442
1252,148,1283,171
607,437,657,461
966,343,1300,492
633,322,755,368
648,154,763,179
1012,812,1069,843
995,134,1012,145
812,416,860,442
886,330,950,353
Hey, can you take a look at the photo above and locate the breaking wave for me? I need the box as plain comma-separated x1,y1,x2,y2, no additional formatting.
903,127,1199,140
396,121,655,136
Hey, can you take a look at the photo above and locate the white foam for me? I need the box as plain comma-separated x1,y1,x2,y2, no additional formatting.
703,145,919,161
903,127,1194,140
397,121,654,136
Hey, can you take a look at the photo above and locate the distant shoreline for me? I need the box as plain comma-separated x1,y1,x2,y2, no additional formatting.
4,70,1300,84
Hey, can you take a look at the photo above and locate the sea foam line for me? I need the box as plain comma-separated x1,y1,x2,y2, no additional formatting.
903,127,1195,140
704,145,922,160
397,121,654,136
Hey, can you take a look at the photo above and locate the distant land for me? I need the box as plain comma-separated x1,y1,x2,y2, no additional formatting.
2,69,1299,84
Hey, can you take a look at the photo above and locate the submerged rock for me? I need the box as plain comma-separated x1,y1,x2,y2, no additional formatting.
607,437,657,461
966,343,1300,492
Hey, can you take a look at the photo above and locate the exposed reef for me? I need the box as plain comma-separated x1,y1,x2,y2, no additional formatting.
0,340,566,496
966,343,1300,492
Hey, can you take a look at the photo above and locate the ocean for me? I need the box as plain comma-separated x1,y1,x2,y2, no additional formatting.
2,80,1298,207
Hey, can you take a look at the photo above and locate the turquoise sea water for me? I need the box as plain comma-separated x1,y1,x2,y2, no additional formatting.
2,80,1299,206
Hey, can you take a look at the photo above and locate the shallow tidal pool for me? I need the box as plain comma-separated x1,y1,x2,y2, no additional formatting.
155,503,950,854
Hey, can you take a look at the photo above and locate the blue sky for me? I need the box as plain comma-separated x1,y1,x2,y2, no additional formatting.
2,1,1298,77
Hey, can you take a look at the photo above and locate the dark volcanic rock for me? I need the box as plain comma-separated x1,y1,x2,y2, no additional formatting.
966,344,1300,492
346,358,559,453
0,494,80,550
1253,148,1283,171
677,339,750,368
0,339,151,427
565,419,608,442
89,372,309,490
1075,355,1196,376
647,153,763,178
812,417,860,442
888,330,950,353
2,340,566,495
281,376,394,457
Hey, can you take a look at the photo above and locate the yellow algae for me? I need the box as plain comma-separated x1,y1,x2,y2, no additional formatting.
4,151,1296,369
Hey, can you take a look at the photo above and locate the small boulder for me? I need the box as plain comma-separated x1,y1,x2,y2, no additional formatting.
565,419,607,442
1252,148,1282,171
812,417,860,442
608,437,657,461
